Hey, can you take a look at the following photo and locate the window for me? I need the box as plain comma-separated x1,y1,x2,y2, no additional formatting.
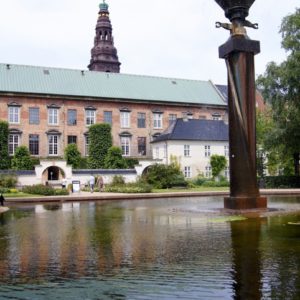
67,135,77,144
48,108,58,125
67,109,77,125
137,113,146,128
104,111,112,125
163,144,167,158
155,147,159,159
169,114,177,125
182,112,193,119
205,145,211,157
138,137,146,155
85,110,96,126
29,108,40,124
121,137,130,156
120,112,130,128
8,106,20,124
205,165,212,178
8,134,20,155
225,167,230,179
153,113,163,129
29,134,39,155
48,135,59,156
85,136,89,156
184,145,190,157
212,113,221,120
224,145,229,157
184,166,191,178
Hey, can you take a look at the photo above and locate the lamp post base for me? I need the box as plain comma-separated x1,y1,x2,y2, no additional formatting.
224,196,267,210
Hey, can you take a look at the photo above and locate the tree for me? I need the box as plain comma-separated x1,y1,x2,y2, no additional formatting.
257,8,300,175
0,121,10,169
143,163,186,189
11,146,34,170
88,123,112,169
64,143,82,169
104,146,128,169
210,155,227,179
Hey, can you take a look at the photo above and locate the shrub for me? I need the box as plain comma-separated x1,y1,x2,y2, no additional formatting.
210,155,227,179
55,189,69,196
0,188,10,194
88,123,112,169
22,184,69,196
0,174,17,188
125,158,139,168
104,146,128,169
264,176,300,188
143,163,187,189
31,157,40,167
191,175,207,186
11,146,34,170
111,175,125,186
0,121,10,170
202,180,229,187
104,182,152,193
64,143,82,168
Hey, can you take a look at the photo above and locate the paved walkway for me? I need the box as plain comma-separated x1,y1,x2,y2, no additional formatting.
3,189,300,205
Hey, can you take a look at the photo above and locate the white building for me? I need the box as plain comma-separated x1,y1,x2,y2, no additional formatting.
151,118,229,179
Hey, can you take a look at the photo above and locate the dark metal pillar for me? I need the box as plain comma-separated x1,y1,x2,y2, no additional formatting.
215,0,267,210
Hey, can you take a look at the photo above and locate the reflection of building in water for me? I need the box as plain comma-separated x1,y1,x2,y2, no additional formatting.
1,203,234,281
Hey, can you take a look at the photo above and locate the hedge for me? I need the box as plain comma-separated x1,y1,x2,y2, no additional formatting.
264,176,300,188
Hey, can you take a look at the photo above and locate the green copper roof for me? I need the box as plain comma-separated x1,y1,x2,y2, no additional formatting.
0,64,226,106
99,0,109,11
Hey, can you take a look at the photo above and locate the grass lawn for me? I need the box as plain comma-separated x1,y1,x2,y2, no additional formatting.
153,187,229,193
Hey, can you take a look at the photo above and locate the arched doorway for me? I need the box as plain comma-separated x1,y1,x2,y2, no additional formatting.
48,166,60,181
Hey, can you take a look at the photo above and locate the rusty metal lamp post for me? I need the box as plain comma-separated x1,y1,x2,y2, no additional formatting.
215,0,267,209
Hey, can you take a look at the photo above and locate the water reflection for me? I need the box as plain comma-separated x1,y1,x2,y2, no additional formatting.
0,197,299,299
230,218,264,299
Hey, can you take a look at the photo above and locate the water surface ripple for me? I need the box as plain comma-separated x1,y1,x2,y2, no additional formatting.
0,196,299,299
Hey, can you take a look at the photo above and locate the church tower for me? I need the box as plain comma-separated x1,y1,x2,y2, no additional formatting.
88,1,121,73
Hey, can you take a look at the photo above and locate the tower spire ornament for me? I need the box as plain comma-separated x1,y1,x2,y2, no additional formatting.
88,1,121,73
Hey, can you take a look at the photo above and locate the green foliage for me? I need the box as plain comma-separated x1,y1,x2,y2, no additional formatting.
64,143,82,168
210,155,227,178
88,123,112,169
201,180,229,187
104,182,152,193
11,146,34,170
125,158,139,168
105,176,152,193
22,184,69,196
104,146,128,169
264,176,300,189
30,157,40,167
0,121,10,170
111,175,125,186
0,174,17,188
143,163,187,189
257,8,300,175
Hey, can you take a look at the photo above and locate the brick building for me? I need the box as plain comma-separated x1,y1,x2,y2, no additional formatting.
0,1,227,159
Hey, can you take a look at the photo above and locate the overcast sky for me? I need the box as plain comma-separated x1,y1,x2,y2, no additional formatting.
0,0,298,84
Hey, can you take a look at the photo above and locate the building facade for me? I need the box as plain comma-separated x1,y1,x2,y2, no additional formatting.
151,119,229,178
0,1,228,160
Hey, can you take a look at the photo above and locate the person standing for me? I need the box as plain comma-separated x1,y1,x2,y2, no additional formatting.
97,176,104,192
0,193,5,206
89,175,95,193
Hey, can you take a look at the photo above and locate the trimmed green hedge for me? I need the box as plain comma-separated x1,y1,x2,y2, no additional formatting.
264,176,300,188
22,184,69,196
104,183,152,193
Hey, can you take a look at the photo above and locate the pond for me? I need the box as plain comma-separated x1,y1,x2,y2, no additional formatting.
0,196,299,299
